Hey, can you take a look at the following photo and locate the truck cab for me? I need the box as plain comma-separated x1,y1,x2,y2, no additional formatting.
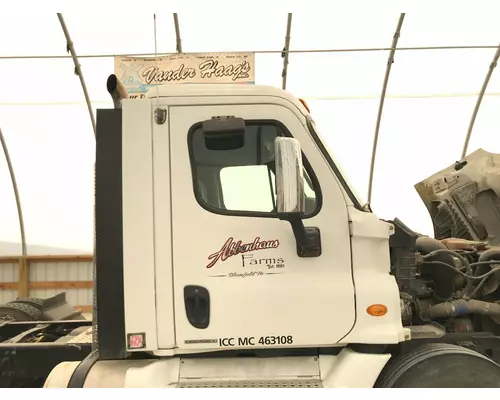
42,82,500,388
116,83,404,355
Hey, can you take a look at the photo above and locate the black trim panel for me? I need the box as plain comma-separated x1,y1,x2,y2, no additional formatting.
188,119,323,220
95,109,127,360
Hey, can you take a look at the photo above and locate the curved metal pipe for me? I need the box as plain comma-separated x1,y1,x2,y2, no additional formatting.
57,13,96,138
2,44,500,61
0,128,27,256
173,13,182,53
461,43,500,159
281,13,293,90
106,74,129,109
367,13,405,204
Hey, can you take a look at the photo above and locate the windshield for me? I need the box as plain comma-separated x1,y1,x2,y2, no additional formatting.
305,115,368,211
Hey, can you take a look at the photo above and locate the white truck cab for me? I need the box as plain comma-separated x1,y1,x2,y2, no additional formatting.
43,80,500,388
122,83,405,355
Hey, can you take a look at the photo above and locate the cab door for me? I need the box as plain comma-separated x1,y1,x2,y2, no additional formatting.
165,102,355,351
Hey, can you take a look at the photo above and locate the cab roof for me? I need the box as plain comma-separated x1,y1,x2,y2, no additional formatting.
145,84,309,114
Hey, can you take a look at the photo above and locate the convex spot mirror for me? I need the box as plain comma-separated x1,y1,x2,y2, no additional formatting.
202,116,245,151
275,137,306,215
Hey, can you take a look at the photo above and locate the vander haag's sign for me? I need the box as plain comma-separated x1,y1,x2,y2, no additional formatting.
114,52,255,99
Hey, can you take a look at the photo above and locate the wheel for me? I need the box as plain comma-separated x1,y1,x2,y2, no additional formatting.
0,302,43,321
376,343,500,388
9,297,44,310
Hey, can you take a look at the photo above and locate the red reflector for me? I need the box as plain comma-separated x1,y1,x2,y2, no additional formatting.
128,333,146,349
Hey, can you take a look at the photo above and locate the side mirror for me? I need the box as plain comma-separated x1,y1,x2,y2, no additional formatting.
274,137,321,258
275,137,305,214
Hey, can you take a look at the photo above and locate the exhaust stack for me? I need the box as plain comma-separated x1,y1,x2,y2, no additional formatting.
106,74,129,109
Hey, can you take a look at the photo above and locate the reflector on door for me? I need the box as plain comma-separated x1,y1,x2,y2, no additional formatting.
127,332,146,349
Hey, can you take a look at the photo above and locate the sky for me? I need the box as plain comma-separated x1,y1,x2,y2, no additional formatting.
0,12,500,254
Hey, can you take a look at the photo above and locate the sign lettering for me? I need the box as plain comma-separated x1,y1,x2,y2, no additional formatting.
114,52,255,98
207,237,280,269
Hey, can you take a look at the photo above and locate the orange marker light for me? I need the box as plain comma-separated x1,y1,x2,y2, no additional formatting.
366,304,388,317
299,98,311,113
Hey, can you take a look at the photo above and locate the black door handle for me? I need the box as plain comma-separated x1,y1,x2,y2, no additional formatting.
184,285,210,329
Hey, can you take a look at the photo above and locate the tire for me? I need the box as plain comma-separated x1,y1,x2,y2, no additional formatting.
9,297,44,310
0,302,43,321
376,343,500,388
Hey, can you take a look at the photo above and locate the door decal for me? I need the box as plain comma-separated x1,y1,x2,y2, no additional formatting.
206,236,286,279
206,236,280,268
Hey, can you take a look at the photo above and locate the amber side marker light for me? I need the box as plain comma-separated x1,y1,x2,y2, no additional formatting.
299,98,311,113
366,304,388,317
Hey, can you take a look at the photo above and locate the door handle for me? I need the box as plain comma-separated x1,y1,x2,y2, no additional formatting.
184,285,210,329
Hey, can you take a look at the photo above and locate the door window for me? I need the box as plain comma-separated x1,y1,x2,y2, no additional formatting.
188,120,321,217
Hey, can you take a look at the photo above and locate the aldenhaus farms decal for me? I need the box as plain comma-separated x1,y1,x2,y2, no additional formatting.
206,237,285,278
207,237,279,268
114,52,255,99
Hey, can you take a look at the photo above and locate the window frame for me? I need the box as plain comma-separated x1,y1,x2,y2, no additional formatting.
187,119,323,220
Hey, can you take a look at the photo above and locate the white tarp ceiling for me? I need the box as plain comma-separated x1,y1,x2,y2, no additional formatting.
0,12,500,254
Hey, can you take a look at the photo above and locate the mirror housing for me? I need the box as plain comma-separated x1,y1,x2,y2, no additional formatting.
202,116,246,151
274,137,321,258
275,137,306,215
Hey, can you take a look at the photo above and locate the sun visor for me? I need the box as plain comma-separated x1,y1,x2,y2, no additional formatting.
191,124,278,167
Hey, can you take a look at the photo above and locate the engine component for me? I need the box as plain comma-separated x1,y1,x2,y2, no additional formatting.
416,237,457,301
467,248,500,297
400,297,412,326
407,323,446,339
476,248,500,276
388,218,433,298
441,238,487,251
421,299,500,322
388,218,418,294
450,317,474,333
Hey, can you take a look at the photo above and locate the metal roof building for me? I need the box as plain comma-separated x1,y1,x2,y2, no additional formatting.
1,11,500,310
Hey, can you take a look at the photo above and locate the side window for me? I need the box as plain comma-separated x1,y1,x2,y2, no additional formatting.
189,121,320,217
220,165,275,212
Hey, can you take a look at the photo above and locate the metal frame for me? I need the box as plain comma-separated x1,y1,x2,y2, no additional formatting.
173,13,182,53
2,15,500,388
282,13,293,90
57,13,96,137
2,45,499,60
1,12,499,276
0,128,26,256
461,43,500,159
0,320,91,388
367,13,405,205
